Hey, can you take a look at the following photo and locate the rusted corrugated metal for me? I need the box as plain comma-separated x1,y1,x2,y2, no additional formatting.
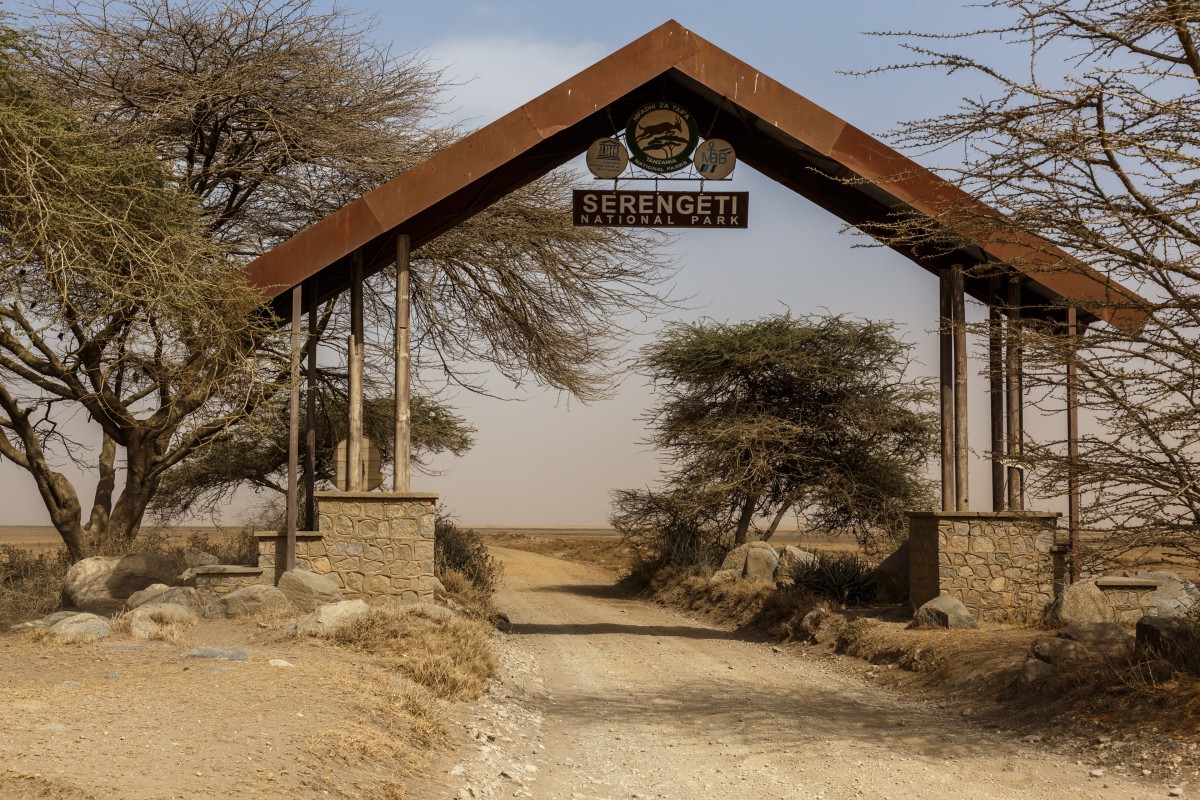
243,20,1148,331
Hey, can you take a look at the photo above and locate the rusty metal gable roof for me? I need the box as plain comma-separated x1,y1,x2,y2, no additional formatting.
243,20,1148,332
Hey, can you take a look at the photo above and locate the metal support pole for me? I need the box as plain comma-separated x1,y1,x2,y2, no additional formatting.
988,277,1006,512
1066,306,1081,583
393,235,412,493
286,285,301,571
952,264,969,511
939,268,955,511
305,284,318,530
347,249,364,491
1006,277,1024,511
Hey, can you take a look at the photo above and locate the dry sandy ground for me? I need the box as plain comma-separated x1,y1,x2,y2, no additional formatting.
439,547,1173,800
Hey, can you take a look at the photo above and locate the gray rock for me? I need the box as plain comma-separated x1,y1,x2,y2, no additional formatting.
277,569,343,612
800,608,847,644
1133,572,1200,618
1051,580,1114,626
774,546,819,582
62,553,179,609
125,584,171,609
1018,657,1057,687
182,646,247,662
719,544,750,574
742,542,779,581
135,586,202,612
869,539,910,604
12,611,80,630
205,584,290,619
430,576,447,595
1058,622,1133,658
183,551,220,568
45,613,112,642
129,602,195,639
290,599,370,636
911,595,980,630
1031,636,1093,666
1135,615,1197,662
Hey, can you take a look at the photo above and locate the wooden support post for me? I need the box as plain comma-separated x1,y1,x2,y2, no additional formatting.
286,285,301,571
988,277,1006,512
348,249,364,492
393,235,412,493
305,284,318,531
1066,306,1081,583
1006,277,1024,511
952,263,969,511
939,267,955,511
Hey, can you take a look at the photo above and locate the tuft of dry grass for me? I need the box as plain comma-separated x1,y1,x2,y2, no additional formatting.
439,568,500,622
327,607,498,701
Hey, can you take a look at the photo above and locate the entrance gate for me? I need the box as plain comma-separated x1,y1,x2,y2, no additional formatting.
242,21,1148,617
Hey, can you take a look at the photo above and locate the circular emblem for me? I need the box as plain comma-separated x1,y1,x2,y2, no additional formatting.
585,137,628,179
625,102,700,174
693,138,736,180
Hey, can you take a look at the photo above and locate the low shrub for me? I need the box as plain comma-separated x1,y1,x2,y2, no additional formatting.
434,517,501,596
787,551,877,605
0,545,70,625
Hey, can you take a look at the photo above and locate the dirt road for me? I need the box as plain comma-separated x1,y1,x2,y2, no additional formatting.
446,547,1164,800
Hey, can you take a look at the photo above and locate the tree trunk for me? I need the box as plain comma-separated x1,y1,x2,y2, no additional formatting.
763,492,801,541
734,491,760,545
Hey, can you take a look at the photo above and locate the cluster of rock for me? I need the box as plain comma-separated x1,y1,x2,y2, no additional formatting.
17,550,404,641
1053,573,1199,627
710,541,818,584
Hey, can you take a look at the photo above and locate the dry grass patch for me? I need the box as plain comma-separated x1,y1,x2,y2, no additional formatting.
486,533,634,574
306,670,450,800
328,607,498,700
0,769,93,799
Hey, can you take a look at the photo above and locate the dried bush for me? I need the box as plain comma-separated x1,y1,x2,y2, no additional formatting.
0,545,70,625
434,517,501,596
787,552,877,606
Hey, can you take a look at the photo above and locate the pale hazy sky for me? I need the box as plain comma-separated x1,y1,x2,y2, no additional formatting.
2,1,1077,528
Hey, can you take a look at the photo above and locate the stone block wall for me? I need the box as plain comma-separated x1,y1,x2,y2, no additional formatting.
314,491,438,603
256,531,327,585
908,511,1062,622
192,565,267,604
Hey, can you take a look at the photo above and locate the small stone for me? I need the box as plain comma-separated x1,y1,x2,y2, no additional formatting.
1089,769,1105,778
1169,789,1183,797
181,646,247,662
59,681,79,687
268,659,295,668
449,764,466,777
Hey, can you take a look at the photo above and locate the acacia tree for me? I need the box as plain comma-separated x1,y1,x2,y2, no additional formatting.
611,314,936,563
0,22,276,558
22,0,671,534
871,1,1200,563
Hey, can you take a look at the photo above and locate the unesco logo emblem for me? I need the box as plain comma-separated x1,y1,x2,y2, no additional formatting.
625,102,700,174
694,138,736,180
585,137,628,179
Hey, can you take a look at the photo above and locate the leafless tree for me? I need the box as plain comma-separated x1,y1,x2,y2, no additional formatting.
868,1,1200,565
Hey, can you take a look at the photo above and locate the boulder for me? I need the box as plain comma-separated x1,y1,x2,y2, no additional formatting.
205,585,290,619
45,613,111,642
129,602,195,639
135,586,202,612
719,543,751,574
277,570,343,612
800,608,847,645
1058,622,1133,658
911,595,980,630
1050,580,1114,626
1018,657,1057,687
869,539,910,604
125,584,170,609
10,610,79,631
774,546,819,582
742,542,779,581
1136,615,1197,662
291,599,370,636
63,553,179,609
1134,572,1200,618
430,577,447,595
1031,636,1093,666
